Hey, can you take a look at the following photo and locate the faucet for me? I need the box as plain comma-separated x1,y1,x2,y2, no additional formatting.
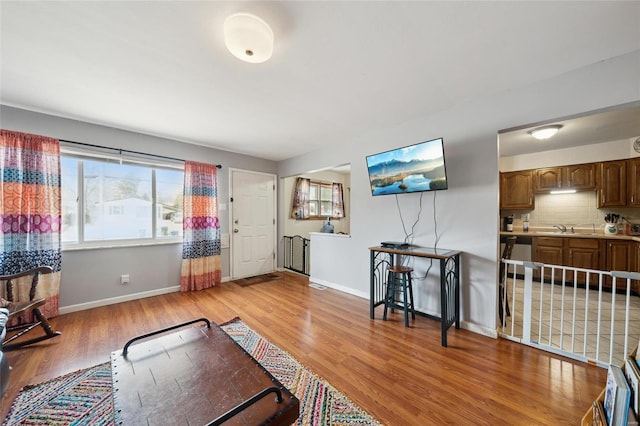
553,224,567,233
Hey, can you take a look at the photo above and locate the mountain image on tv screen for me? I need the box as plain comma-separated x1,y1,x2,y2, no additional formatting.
366,138,448,196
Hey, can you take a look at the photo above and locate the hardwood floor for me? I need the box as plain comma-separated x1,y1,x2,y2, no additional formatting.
1,271,606,424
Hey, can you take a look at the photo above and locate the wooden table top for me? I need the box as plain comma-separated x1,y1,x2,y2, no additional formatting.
111,321,299,426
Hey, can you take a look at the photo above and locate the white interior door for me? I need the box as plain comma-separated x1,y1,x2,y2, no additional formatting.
230,169,276,279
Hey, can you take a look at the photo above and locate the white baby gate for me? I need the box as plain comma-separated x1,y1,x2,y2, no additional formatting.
500,259,640,368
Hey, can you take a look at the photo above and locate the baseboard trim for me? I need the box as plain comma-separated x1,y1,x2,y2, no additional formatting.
59,276,232,315
309,277,495,339
462,321,498,339
308,277,369,299
59,286,180,315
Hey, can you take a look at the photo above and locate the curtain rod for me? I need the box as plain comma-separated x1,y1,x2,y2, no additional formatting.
59,139,222,169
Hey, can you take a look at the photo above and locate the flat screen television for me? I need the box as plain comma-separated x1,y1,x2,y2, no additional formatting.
366,137,448,196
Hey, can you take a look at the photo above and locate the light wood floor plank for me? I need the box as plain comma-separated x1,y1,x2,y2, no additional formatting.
0,271,605,424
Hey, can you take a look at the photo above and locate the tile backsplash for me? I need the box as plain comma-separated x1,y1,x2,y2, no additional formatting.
506,191,639,232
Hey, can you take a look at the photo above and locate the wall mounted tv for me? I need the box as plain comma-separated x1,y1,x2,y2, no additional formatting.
366,137,448,196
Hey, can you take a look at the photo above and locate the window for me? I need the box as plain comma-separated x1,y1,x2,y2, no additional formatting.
309,182,334,218
290,178,345,220
61,154,184,246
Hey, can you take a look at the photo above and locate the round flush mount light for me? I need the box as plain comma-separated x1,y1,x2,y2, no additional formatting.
224,13,274,63
528,125,563,140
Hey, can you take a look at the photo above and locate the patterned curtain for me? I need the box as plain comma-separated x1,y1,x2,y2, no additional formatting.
332,183,345,218
180,161,221,291
0,129,62,319
290,177,310,219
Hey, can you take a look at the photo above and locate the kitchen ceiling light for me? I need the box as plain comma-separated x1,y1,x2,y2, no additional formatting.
528,125,563,140
223,13,274,64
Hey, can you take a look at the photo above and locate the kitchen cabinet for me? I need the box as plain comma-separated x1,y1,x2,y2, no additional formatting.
598,160,627,207
533,237,564,281
533,237,603,285
566,238,603,270
605,240,638,292
628,157,640,207
535,163,597,193
535,167,562,192
500,170,534,210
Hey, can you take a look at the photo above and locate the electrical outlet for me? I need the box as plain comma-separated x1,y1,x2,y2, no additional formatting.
120,274,130,285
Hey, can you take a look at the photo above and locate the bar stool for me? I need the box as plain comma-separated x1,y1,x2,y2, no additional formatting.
383,265,416,327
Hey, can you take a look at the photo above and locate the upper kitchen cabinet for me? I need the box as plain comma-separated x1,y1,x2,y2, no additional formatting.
597,160,628,207
500,170,534,210
535,163,597,193
628,157,640,207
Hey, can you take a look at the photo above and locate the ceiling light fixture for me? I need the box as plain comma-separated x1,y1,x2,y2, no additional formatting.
528,125,563,140
223,13,274,64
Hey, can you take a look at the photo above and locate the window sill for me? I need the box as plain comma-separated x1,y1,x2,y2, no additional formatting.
62,239,182,252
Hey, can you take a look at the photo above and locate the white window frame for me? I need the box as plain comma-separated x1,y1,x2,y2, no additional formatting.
61,147,184,250
308,180,334,219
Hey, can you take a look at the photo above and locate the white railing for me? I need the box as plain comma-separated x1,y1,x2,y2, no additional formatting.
500,259,640,368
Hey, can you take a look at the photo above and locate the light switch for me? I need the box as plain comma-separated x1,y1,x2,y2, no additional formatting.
221,233,230,248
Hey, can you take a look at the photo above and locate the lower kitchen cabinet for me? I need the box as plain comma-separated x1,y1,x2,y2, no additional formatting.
566,238,604,284
533,237,565,282
531,236,640,293
606,240,639,292
532,237,608,287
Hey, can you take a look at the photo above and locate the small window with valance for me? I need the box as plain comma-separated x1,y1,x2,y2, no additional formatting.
291,177,345,220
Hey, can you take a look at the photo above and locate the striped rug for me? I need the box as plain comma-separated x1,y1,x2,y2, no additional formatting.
3,362,112,425
220,317,381,426
4,318,381,425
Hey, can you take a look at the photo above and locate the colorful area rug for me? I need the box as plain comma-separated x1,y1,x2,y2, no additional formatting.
3,362,113,425
220,318,381,425
4,318,381,425
233,273,281,287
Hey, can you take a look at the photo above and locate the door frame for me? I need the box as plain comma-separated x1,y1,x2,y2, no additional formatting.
228,167,278,280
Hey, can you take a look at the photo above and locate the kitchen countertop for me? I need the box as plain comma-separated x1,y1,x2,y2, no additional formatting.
500,228,640,242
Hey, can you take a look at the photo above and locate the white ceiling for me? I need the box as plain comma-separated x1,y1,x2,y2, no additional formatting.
499,103,640,158
1,1,639,161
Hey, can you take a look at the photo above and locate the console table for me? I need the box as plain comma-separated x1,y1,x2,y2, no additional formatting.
368,246,461,347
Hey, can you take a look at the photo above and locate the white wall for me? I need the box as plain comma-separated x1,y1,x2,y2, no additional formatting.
500,137,639,172
277,50,640,337
1,105,277,311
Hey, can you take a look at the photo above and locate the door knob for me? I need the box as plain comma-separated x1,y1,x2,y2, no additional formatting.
234,219,239,224
233,229,239,233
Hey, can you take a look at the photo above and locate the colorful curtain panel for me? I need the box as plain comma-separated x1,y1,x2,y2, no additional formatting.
0,129,62,319
290,177,310,219
180,161,221,292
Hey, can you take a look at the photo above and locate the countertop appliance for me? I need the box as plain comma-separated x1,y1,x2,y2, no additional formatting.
627,223,640,236
604,213,620,235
